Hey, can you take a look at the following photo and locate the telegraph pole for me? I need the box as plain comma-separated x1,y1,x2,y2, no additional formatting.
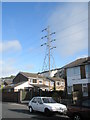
41,26,56,76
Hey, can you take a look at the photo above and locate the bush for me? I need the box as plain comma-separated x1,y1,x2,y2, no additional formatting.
52,92,60,102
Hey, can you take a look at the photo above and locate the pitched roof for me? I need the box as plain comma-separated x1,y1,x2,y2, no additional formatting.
4,81,12,85
63,57,90,69
20,72,44,79
3,82,25,89
46,77,65,82
38,57,90,74
20,72,54,82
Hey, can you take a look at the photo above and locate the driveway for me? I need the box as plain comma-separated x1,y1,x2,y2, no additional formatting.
2,102,70,120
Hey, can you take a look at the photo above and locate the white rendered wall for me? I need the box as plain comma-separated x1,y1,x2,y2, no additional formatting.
14,81,33,90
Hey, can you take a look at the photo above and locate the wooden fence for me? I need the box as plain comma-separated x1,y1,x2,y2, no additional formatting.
2,91,20,103
2,89,73,105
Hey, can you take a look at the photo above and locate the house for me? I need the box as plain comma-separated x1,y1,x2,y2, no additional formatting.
3,72,65,92
1,75,15,88
47,77,65,91
4,79,13,86
11,72,51,92
3,81,32,92
54,68,66,79
38,69,65,90
65,57,90,98
53,68,67,94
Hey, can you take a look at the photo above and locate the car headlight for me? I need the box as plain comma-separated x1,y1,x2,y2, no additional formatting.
50,107,58,111
60,107,67,112
51,107,56,110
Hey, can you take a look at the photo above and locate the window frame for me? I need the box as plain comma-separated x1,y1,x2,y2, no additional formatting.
33,79,37,83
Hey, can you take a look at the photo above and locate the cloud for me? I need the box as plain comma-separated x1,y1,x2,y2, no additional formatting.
0,40,22,53
76,55,88,60
48,3,88,57
0,59,17,77
0,57,35,77
0,60,3,65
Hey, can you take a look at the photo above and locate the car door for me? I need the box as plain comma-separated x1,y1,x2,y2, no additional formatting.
37,98,44,112
31,98,38,111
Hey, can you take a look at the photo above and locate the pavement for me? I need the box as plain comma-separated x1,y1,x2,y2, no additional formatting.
2,102,70,120
21,101,29,104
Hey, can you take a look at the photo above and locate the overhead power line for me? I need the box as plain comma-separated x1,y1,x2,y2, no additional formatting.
56,18,88,33
49,9,88,28
57,27,88,40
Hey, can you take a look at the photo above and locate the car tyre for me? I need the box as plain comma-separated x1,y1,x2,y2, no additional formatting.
44,108,51,116
29,106,33,113
73,114,81,120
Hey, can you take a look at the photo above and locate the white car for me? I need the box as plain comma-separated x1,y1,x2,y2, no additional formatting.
28,97,67,115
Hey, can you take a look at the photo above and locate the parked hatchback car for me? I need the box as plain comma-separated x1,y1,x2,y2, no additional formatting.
67,98,90,120
28,97,67,115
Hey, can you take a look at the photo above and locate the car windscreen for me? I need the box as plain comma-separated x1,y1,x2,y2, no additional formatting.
42,98,56,103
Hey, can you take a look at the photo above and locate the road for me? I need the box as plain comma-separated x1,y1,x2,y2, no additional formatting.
2,102,70,120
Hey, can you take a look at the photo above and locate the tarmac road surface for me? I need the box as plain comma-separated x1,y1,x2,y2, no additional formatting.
2,102,70,120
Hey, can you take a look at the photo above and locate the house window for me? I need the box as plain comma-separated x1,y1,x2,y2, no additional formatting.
39,80,43,84
57,82,60,86
45,81,49,86
50,82,54,86
67,86,72,94
33,79,37,83
80,65,86,79
85,64,90,78
82,84,88,96
74,67,80,75
67,67,80,77
61,82,64,86
86,64,90,72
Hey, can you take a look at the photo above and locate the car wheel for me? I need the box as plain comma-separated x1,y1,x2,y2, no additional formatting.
44,108,51,116
73,114,81,120
29,106,33,113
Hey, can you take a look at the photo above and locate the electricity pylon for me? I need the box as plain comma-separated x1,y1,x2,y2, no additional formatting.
41,26,56,76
